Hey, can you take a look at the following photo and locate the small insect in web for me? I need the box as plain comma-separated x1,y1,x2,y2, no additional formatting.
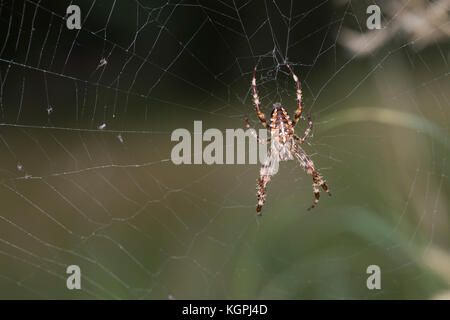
98,57,107,68
46,106,53,115
245,64,331,215
89,58,108,78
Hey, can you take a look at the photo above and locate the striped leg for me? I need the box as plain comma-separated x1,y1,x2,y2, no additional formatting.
252,66,269,129
293,113,312,143
308,170,331,210
256,149,277,215
286,64,303,127
309,173,321,210
244,115,271,144
256,174,272,215
291,143,331,210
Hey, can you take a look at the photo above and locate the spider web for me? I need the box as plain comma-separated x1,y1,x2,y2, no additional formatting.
0,0,449,299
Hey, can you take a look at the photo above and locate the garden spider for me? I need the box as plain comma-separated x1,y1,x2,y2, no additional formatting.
245,64,331,215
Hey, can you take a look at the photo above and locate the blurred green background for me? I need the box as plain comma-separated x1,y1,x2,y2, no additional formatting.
0,0,448,299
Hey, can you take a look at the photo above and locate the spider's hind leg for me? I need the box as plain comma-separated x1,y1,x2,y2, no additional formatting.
256,174,272,215
309,174,321,211
308,172,331,210
291,143,331,210
319,178,331,196
311,170,331,196
255,150,277,215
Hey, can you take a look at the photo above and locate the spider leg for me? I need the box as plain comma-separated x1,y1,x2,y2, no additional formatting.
256,175,271,215
256,149,277,215
252,66,269,129
286,64,303,127
244,115,271,144
293,113,312,143
308,172,331,210
290,142,331,210
310,174,321,210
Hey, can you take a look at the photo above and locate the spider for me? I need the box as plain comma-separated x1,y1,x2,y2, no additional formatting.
245,64,331,215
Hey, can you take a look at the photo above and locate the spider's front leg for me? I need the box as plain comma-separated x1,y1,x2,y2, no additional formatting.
294,113,312,144
244,115,271,144
251,66,269,129
286,64,304,127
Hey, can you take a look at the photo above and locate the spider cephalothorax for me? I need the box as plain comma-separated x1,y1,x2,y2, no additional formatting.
245,64,331,215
